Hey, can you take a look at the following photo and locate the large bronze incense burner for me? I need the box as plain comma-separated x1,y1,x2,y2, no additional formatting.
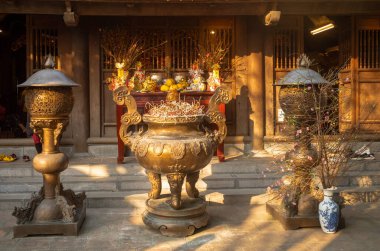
267,55,328,229
113,86,231,236
13,57,86,237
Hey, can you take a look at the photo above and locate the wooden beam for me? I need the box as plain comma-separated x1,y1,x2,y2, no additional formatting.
17,0,380,3
1,1,380,16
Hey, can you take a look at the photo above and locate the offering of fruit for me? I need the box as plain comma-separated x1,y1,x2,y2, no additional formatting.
0,154,16,162
160,85,169,92
160,77,188,92
177,78,189,90
165,78,175,86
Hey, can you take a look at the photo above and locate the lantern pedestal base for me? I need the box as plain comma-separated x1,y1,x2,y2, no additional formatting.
13,199,86,238
266,201,320,230
142,195,209,237
266,201,346,230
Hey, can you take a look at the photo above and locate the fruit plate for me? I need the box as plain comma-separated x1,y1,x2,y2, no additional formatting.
0,155,17,162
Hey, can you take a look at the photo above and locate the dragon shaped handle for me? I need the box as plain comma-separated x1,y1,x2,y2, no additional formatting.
205,86,232,144
113,86,142,148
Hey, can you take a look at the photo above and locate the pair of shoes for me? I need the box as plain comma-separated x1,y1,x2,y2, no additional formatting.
22,155,30,162
351,145,375,160
351,153,375,160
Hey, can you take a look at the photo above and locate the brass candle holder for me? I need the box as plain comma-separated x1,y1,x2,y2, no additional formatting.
13,56,86,237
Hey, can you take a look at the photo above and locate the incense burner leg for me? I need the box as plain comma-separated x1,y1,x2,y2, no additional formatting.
186,171,200,198
167,173,186,209
146,171,162,199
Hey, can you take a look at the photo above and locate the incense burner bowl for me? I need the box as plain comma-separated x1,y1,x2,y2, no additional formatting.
113,86,231,210
134,114,215,208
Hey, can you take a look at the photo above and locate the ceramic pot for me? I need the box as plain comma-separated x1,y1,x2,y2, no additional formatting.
319,187,339,233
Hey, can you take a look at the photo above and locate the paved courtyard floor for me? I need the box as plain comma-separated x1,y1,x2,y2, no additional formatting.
0,195,379,251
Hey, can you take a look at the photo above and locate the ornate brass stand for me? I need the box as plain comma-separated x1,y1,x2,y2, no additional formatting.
13,58,86,237
113,86,231,237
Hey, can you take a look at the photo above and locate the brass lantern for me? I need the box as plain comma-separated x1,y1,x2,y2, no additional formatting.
277,55,329,169
13,56,86,237
267,54,329,229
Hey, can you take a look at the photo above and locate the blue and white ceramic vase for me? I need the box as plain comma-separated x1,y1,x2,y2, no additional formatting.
319,187,339,233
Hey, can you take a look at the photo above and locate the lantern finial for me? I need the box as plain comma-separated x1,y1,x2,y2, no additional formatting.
44,54,55,69
297,54,311,68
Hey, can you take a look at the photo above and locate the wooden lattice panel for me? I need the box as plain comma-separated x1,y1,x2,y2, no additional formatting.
102,47,114,70
170,28,198,70
201,27,233,70
31,28,58,71
274,29,298,70
339,29,351,69
101,28,166,71
142,30,166,70
358,29,380,69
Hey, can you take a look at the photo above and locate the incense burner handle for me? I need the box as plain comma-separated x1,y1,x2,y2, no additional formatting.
205,86,232,144
113,86,142,148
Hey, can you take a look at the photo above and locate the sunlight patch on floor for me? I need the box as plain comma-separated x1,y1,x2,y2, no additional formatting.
116,165,128,175
357,176,373,187
70,164,110,177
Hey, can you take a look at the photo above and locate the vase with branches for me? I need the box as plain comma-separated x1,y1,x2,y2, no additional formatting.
196,34,231,91
101,27,166,91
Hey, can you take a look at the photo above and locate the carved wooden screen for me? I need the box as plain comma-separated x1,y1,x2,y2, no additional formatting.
28,26,58,73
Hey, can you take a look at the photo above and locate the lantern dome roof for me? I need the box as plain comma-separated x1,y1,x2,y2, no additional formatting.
276,54,329,86
18,55,78,87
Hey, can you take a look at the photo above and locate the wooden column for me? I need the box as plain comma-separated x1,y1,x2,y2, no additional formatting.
264,28,275,136
247,17,265,150
89,26,101,138
352,16,358,129
59,28,74,141
234,16,250,138
70,27,90,152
